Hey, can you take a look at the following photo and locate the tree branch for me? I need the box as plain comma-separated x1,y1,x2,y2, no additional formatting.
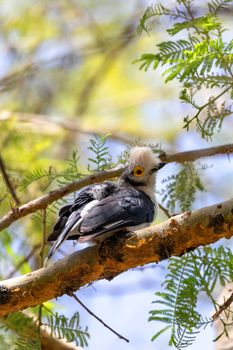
70,292,129,343
0,143,233,233
0,111,136,145
212,292,233,321
0,167,123,232
0,155,21,206
0,197,233,316
1,310,80,350
159,143,233,163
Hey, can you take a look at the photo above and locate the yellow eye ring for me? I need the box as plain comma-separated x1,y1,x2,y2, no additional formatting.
133,165,145,177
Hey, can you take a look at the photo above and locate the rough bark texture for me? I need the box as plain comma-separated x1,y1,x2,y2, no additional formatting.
0,197,233,317
0,143,232,233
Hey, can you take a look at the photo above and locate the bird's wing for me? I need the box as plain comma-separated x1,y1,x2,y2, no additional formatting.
47,181,117,241
79,188,155,237
45,181,117,262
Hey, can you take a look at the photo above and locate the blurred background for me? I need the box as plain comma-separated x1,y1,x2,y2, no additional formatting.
0,0,233,349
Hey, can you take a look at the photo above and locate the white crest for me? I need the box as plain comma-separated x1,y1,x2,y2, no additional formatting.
129,146,159,169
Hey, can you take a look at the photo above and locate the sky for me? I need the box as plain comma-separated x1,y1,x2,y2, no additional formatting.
0,0,233,349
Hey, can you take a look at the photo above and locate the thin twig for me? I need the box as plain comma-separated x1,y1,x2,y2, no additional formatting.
0,25,135,95
212,292,233,321
185,86,232,128
1,197,233,316
6,244,40,279
0,143,233,233
69,291,129,343
158,203,171,218
0,154,20,206
11,112,135,145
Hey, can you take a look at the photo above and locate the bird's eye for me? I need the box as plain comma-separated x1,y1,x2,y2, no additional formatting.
133,166,144,177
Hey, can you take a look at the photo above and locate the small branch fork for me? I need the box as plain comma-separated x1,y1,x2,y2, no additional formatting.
158,203,172,218
0,142,233,233
212,292,233,321
68,290,129,343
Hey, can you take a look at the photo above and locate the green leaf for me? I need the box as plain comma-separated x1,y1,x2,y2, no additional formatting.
149,247,233,348
151,325,172,341
45,312,90,347
88,134,113,171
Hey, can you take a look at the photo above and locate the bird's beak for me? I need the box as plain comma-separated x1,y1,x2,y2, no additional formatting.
158,162,166,170
151,162,166,173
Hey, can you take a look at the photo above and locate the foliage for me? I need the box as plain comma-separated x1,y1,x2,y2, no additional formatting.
0,135,112,348
20,134,112,191
136,6,233,345
88,134,113,171
0,312,41,350
136,0,233,139
0,310,90,349
161,162,204,212
0,1,232,349
150,246,233,349
0,333,14,350
45,311,90,347
20,150,81,191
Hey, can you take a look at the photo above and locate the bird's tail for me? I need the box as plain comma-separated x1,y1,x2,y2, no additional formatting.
44,218,82,265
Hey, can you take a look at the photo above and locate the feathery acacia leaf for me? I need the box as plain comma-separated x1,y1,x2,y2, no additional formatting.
88,134,113,171
136,0,233,138
150,247,233,349
45,312,90,347
161,162,204,212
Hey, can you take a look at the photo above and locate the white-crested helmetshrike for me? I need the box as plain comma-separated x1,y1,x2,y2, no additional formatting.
45,147,166,262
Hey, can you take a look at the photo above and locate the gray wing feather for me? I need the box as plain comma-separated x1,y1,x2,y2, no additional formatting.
80,188,154,236
47,181,116,241
45,212,82,263
45,181,117,262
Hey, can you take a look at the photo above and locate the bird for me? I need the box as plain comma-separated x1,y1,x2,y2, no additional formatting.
45,146,166,263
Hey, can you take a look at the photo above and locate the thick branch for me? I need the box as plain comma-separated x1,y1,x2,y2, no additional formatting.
160,143,233,163
0,167,123,232
0,143,233,233
0,198,233,316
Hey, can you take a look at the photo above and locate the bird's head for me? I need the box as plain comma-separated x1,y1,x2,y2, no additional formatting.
121,146,166,188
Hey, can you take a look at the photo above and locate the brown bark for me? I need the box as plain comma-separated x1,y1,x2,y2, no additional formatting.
0,142,233,233
41,334,79,350
0,167,123,232
160,143,233,163
0,197,233,317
